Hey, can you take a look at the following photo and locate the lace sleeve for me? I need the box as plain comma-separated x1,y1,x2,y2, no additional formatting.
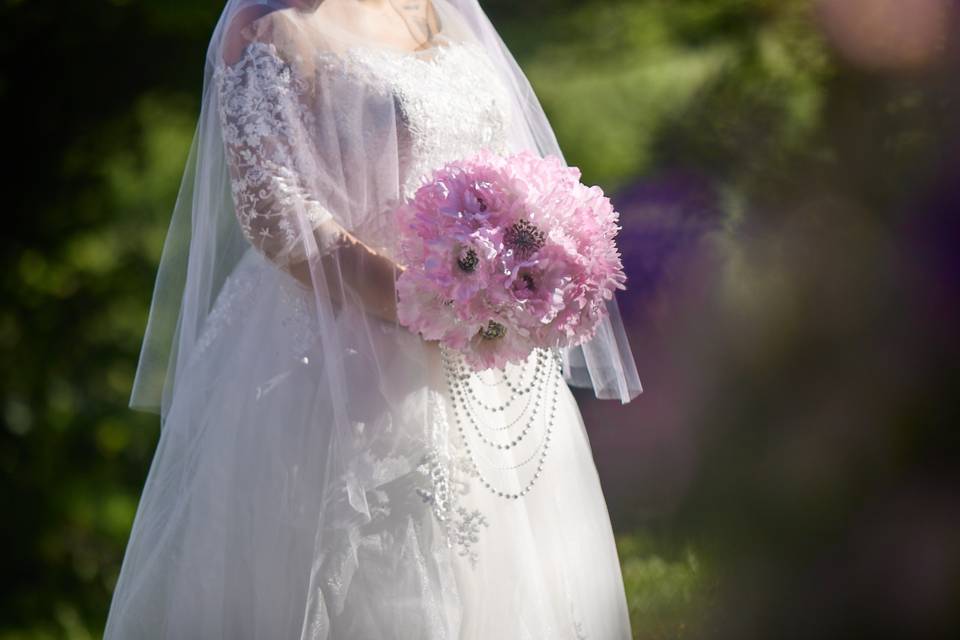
215,41,348,266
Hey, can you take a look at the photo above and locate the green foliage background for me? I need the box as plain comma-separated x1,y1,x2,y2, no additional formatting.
2,1,958,638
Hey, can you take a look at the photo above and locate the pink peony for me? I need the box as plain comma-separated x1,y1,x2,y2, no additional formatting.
395,150,626,371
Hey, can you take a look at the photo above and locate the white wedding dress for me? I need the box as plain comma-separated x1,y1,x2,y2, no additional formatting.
106,4,633,639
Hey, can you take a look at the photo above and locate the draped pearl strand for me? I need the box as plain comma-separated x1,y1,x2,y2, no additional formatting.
442,347,563,500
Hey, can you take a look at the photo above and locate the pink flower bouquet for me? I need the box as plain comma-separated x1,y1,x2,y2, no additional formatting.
395,150,626,370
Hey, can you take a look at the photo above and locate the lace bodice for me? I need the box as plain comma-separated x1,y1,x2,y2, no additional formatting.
338,42,512,199
214,38,513,263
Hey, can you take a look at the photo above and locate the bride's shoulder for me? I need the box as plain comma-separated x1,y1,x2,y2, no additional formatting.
220,3,321,68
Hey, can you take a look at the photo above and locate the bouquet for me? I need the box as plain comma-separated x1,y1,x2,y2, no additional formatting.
395,150,626,370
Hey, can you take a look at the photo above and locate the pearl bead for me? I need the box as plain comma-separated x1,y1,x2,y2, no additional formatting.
441,347,557,500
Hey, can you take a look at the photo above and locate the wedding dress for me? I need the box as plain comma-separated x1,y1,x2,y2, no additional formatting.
106,1,641,638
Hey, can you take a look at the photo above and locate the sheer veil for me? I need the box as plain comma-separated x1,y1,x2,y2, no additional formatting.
129,0,642,425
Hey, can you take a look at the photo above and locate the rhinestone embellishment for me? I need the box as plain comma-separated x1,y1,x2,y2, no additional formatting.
479,321,507,341
415,392,489,566
415,450,488,566
457,247,479,273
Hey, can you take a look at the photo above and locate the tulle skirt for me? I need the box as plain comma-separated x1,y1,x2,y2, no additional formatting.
105,250,631,639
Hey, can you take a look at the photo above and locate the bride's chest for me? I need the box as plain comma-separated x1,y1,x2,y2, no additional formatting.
322,43,513,184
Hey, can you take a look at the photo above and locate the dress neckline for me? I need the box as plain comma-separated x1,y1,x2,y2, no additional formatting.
337,35,466,65
213,37,472,79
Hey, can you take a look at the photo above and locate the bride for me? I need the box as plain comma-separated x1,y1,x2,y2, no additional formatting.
105,1,642,637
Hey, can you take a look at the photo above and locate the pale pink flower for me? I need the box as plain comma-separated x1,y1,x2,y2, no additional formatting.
395,151,626,370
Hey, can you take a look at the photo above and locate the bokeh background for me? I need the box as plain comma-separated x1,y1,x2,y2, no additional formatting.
2,0,959,638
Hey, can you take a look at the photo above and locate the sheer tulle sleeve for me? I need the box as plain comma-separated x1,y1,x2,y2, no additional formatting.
213,13,404,323
215,39,347,265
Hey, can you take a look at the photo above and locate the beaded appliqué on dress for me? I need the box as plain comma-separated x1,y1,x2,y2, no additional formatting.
415,391,489,566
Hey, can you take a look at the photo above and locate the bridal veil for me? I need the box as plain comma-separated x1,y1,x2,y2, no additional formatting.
130,0,640,425
110,2,640,636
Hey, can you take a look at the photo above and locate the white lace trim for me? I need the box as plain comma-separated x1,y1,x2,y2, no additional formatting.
214,42,338,265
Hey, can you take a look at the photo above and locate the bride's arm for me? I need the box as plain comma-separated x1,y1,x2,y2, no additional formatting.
288,228,404,325
216,11,404,324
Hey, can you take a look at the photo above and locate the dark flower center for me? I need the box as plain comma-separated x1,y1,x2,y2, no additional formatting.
521,273,536,290
479,321,507,341
504,219,545,258
457,248,479,273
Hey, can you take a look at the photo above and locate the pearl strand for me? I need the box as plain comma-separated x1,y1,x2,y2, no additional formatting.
445,356,543,451
442,347,563,500
455,352,542,433
469,410,551,471
460,349,546,412
470,354,534,388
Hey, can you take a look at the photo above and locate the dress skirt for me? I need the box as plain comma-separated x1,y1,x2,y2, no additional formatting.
105,249,631,639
